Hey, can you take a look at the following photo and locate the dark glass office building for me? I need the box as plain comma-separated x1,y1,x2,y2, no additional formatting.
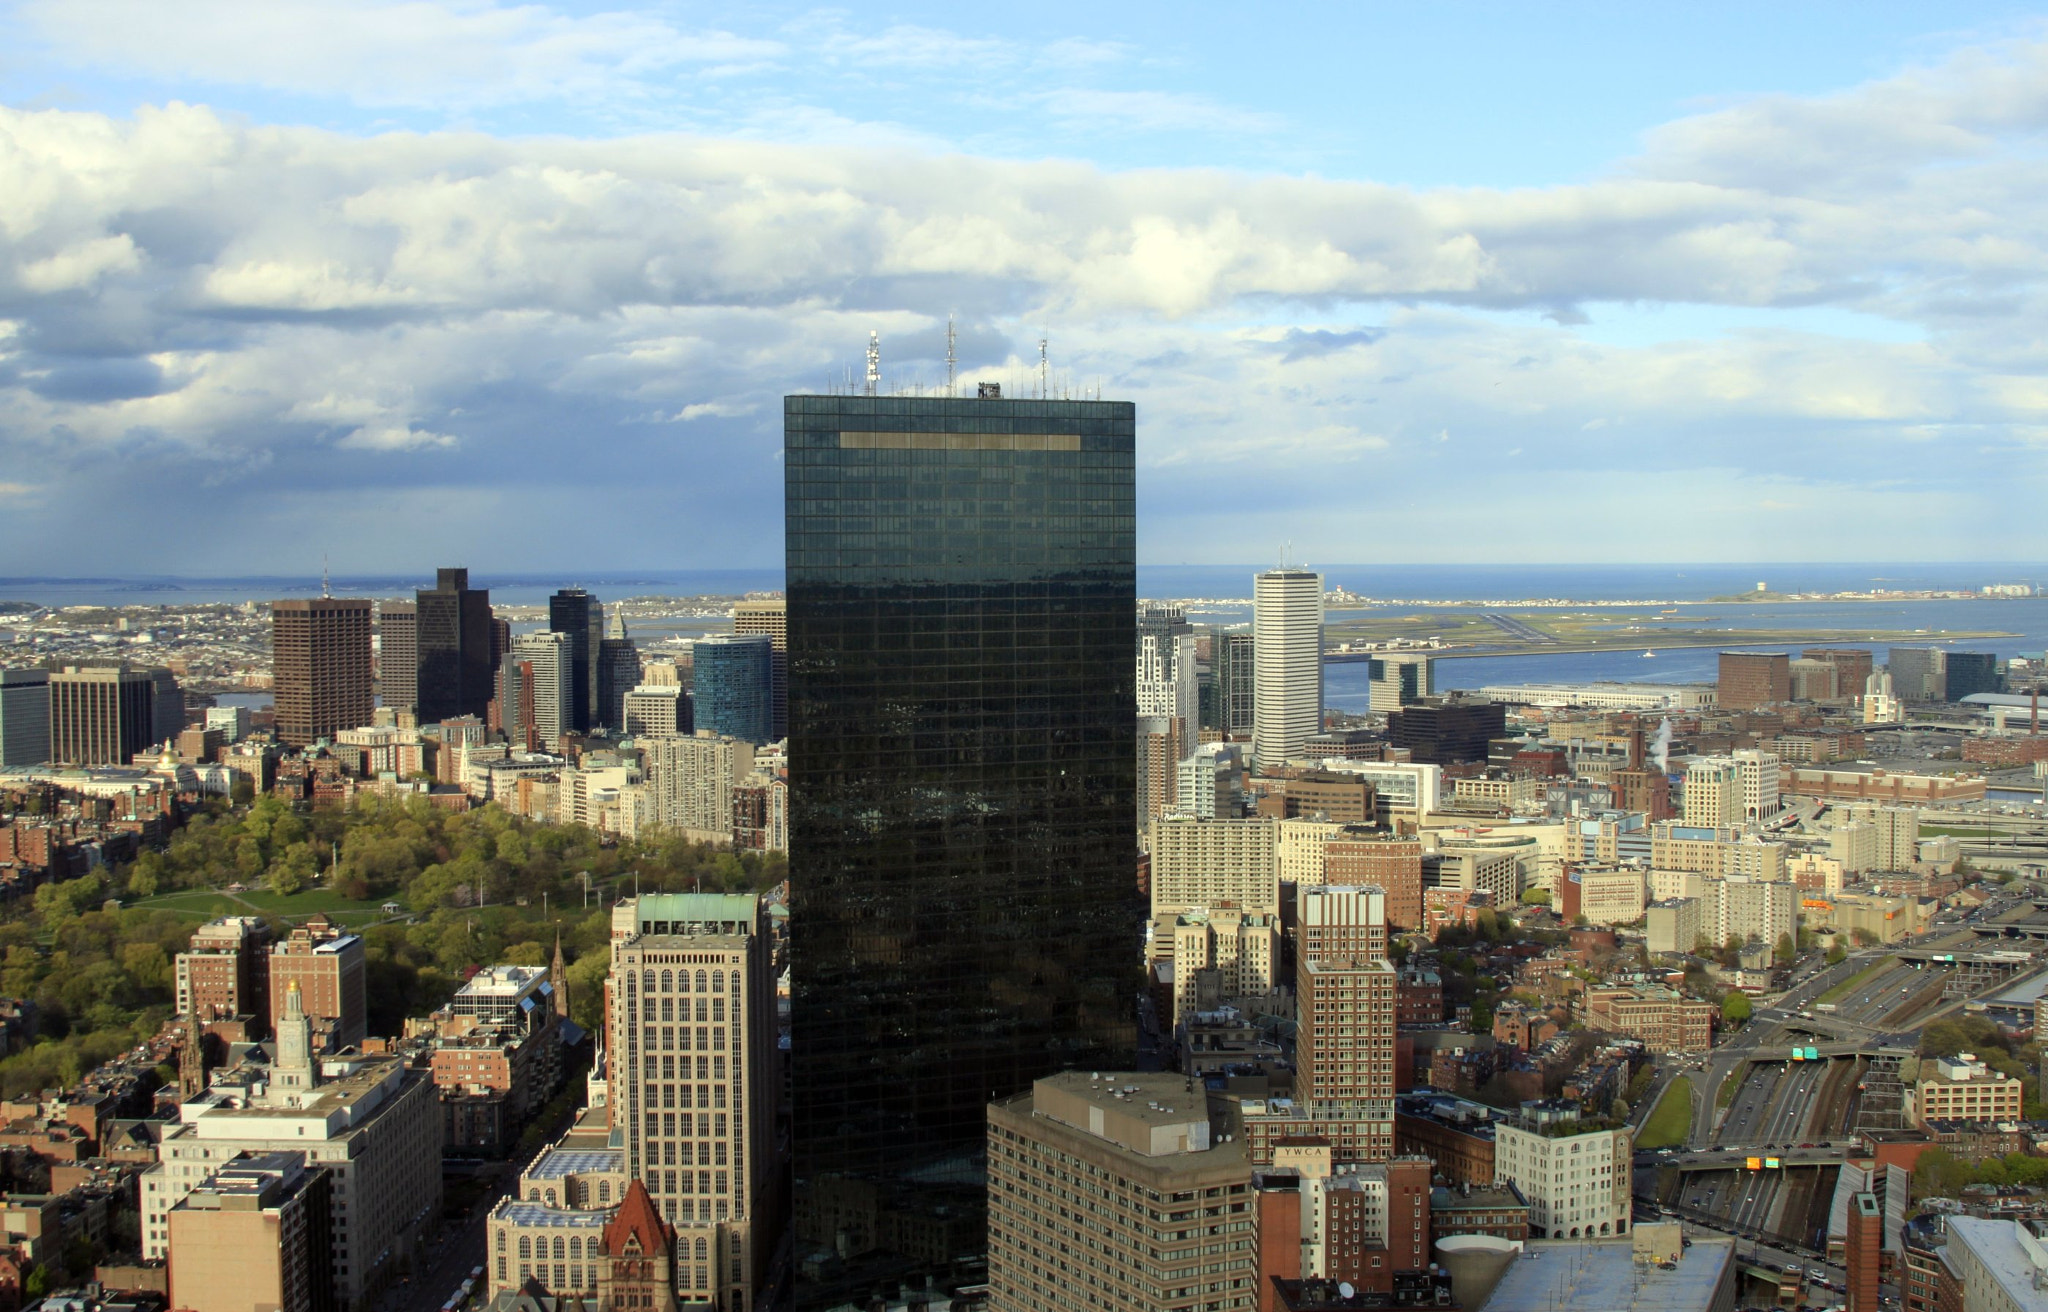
415,567,494,724
547,587,602,734
785,393,1139,1295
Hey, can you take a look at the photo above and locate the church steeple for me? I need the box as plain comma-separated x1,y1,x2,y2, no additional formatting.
551,933,570,1020
179,1008,207,1099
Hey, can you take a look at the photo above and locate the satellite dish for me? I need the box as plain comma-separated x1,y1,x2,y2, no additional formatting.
1338,1283,1355,1299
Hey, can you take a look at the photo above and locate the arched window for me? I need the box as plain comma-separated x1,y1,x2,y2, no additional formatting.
712,969,725,993
598,1180,611,1203
519,1236,532,1259
568,1236,582,1259
496,1231,507,1251
729,970,740,995
695,1237,708,1260
642,969,655,993
553,1235,566,1259
661,969,673,993
695,969,708,992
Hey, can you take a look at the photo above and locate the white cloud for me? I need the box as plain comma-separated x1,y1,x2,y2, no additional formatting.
17,0,783,109
5,34,2048,567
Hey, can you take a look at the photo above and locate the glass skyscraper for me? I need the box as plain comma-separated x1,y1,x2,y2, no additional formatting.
693,634,775,744
784,392,1139,1296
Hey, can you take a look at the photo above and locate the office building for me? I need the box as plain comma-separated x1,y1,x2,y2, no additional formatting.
606,894,778,1308
1888,646,1946,703
49,663,160,764
153,665,186,742
1150,816,1280,916
1582,986,1714,1053
1254,568,1324,768
1176,741,1244,820
1138,606,1199,761
732,599,788,742
1934,1216,2048,1312
1169,905,1280,1028
1253,1147,1433,1303
167,1151,333,1312
1732,748,1782,822
1323,833,1423,932
1367,654,1434,712
1491,1104,1631,1238
784,391,1137,1284
377,601,416,715
1717,651,1791,709
141,984,440,1312
548,587,605,734
268,919,367,1051
0,669,49,767
1682,758,1742,827
624,685,690,739
1294,887,1395,1111
177,916,274,1030
272,598,374,748
598,608,641,733
641,732,754,841
986,1072,1252,1312
1384,697,1505,766
1945,651,2002,701
1912,1053,2023,1127
1644,898,1702,956
504,630,575,748
206,703,252,742
1846,1192,1882,1312
414,567,494,724
1788,657,1840,701
1216,630,1256,736
1803,648,1874,695
693,635,774,745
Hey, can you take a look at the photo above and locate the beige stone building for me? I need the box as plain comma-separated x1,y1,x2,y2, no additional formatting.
1167,906,1279,1028
1492,1107,1633,1239
1576,867,1648,925
1149,816,1280,916
987,1072,1254,1312
640,732,756,843
1912,1054,2023,1127
607,893,778,1311
141,986,440,1312
167,1151,330,1312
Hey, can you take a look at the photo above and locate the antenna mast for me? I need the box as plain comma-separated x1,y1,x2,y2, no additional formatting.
865,331,880,397
321,555,330,598
1038,335,1048,399
946,318,957,394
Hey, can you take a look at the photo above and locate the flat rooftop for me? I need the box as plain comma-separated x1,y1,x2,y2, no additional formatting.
1481,1236,1734,1312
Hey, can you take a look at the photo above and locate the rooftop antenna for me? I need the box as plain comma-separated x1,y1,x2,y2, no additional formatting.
946,317,957,393
865,331,880,397
1038,334,1048,399
321,556,330,599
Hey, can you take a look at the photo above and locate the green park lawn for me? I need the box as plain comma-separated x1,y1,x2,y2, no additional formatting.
1637,1076,1693,1150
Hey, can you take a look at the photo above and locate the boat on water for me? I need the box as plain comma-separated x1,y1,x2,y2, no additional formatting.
1642,650,1656,658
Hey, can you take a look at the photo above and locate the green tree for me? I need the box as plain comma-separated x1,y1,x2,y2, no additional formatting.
1520,888,1552,906
1775,933,1795,964
1722,992,1753,1026
1826,943,1847,965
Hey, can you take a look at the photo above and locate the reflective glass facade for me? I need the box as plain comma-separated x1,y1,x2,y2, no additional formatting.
784,394,1139,1283
693,634,775,745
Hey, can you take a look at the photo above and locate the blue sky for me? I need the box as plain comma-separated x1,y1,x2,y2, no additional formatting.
2,1,2047,571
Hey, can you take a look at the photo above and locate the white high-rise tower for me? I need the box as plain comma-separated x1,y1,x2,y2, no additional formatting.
1253,567,1324,769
